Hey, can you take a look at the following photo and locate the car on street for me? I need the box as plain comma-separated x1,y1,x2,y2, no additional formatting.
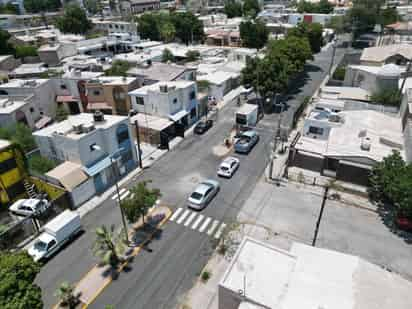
194,119,213,134
396,216,412,232
9,198,50,217
217,156,240,178
188,179,220,210
234,130,259,154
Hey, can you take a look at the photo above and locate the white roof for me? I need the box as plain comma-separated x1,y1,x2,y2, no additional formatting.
0,98,28,114
87,76,136,86
360,44,412,63
0,79,49,89
220,237,412,309
349,64,405,76
129,80,194,96
198,70,238,85
320,86,371,101
237,103,258,115
129,113,173,131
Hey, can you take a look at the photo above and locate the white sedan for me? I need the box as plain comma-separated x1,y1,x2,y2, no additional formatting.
9,198,50,217
217,156,240,178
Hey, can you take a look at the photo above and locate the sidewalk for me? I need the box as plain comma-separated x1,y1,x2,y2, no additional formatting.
60,205,172,308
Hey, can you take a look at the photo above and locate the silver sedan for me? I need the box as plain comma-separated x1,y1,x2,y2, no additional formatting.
188,179,220,210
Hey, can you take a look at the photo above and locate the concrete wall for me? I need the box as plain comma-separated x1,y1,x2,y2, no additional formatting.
336,163,370,186
70,177,96,207
291,151,324,173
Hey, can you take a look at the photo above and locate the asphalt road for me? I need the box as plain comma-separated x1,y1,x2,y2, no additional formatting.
36,42,348,309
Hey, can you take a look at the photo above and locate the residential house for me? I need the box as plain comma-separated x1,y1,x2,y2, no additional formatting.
197,70,240,102
129,81,199,129
10,63,48,79
92,19,138,36
33,113,138,194
85,76,139,115
0,55,19,72
360,44,412,66
38,43,77,66
121,0,160,14
0,96,40,129
219,237,412,309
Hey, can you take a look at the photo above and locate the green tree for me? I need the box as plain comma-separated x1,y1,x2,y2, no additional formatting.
28,154,57,174
56,4,92,34
243,0,260,18
224,0,242,18
370,89,402,107
120,181,160,224
185,50,200,62
105,60,131,76
380,7,399,27
297,0,333,14
0,29,15,55
0,123,36,153
15,45,38,59
24,0,61,13
325,16,348,35
55,105,69,122
136,13,162,41
0,3,19,14
159,22,176,43
0,251,43,309
348,0,385,39
161,48,174,63
170,12,204,44
92,225,126,267
197,80,210,93
288,22,323,54
239,20,269,49
55,282,79,309
84,0,102,15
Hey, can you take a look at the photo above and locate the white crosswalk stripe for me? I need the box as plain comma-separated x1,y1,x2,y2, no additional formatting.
199,217,211,233
119,191,130,201
191,214,204,230
184,212,197,227
207,220,219,236
176,209,190,224
112,188,126,200
169,207,183,221
214,223,226,239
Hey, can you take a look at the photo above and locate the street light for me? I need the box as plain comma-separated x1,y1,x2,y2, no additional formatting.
91,145,129,244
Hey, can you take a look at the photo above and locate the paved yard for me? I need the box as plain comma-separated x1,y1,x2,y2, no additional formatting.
238,180,412,280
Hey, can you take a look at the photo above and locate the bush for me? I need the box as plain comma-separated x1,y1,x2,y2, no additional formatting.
370,89,402,107
201,270,211,282
28,154,57,174
0,123,36,153
14,45,38,59
332,66,346,81
105,60,131,76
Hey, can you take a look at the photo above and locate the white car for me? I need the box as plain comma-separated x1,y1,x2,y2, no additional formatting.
188,179,220,210
217,156,240,178
9,198,50,217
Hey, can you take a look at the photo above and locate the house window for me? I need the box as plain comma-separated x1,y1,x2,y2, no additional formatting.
93,89,101,96
189,91,196,100
30,107,35,113
190,107,196,119
173,98,178,104
308,126,324,135
136,97,144,105
89,143,97,151
60,84,67,90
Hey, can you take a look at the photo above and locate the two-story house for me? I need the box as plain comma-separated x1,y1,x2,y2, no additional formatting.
129,81,199,129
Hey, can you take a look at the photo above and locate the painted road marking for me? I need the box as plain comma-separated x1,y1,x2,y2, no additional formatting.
191,214,204,230
184,212,197,227
214,223,227,239
119,191,130,201
112,188,126,200
177,209,190,224
199,217,211,233
207,220,219,236
169,207,183,221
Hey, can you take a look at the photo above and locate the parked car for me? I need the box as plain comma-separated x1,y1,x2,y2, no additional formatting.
234,130,259,154
28,210,82,262
217,156,240,178
188,179,220,210
9,198,50,217
396,216,412,232
194,120,213,134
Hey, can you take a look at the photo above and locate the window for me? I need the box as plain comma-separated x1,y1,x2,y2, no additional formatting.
0,158,17,174
60,84,67,90
190,107,196,119
173,98,178,104
30,107,35,113
89,143,97,151
48,239,57,249
189,91,196,100
135,97,144,105
93,89,101,96
308,126,324,135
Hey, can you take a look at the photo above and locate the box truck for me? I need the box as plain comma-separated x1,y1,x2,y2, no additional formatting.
235,103,258,127
28,210,81,262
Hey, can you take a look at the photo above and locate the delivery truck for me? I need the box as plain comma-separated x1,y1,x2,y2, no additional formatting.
235,103,258,127
28,210,81,262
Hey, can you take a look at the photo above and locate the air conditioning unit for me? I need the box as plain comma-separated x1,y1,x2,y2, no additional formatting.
73,124,84,134
93,111,105,122
361,137,371,151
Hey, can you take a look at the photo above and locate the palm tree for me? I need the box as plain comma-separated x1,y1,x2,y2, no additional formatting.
55,281,78,309
92,225,126,267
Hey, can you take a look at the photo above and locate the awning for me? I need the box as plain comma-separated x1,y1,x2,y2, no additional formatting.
46,161,88,191
83,156,112,177
169,110,189,122
35,116,52,130
56,95,79,103
87,102,113,110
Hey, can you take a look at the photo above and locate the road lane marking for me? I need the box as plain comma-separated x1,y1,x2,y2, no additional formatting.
119,191,130,200
214,223,226,239
112,188,126,200
184,212,197,226
207,220,219,235
177,209,190,224
191,214,204,230
199,217,211,232
169,207,183,221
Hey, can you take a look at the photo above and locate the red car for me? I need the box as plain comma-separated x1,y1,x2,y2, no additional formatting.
396,217,412,232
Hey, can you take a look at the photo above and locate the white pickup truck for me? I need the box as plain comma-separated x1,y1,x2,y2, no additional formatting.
28,210,81,262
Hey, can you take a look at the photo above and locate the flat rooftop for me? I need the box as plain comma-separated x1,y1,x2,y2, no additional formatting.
127,62,189,81
0,79,49,89
87,76,137,86
129,80,194,96
0,98,28,114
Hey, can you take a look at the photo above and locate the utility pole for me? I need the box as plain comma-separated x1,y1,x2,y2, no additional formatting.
134,120,143,169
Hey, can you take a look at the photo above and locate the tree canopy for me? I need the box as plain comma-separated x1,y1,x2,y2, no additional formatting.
105,60,131,76
224,0,242,18
23,0,61,13
15,45,38,59
239,19,269,49
0,30,15,56
136,12,204,44
0,3,19,14
0,123,36,153
369,151,412,218
288,22,323,54
83,0,102,15
56,4,92,35
0,251,43,309
296,0,333,14
161,48,174,63
370,89,402,107
243,0,260,18
185,50,200,62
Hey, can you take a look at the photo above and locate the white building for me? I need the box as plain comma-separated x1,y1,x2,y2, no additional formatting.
198,70,240,102
92,19,138,36
0,96,40,129
219,237,412,309
129,81,199,128
33,113,138,193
